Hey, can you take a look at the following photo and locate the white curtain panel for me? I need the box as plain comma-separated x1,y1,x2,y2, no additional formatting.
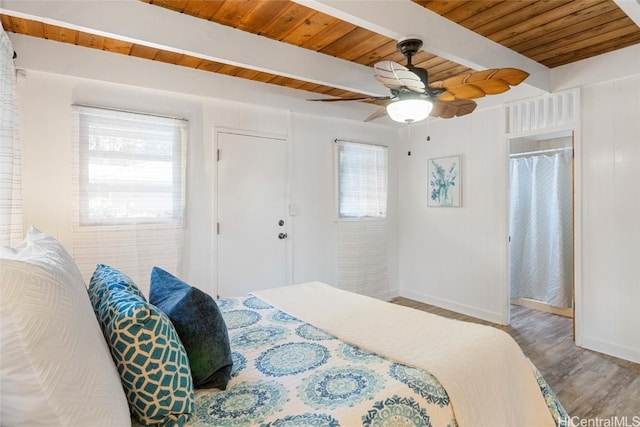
0,28,23,247
70,106,186,296
509,151,573,308
336,220,389,300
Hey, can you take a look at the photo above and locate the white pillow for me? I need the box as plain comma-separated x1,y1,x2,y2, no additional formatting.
0,227,130,426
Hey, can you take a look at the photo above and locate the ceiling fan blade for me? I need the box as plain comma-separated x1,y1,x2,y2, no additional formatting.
307,95,391,102
431,99,477,119
374,61,425,93
437,81,510,101
364,106,389,123
431,68,529,101
487,68,530,86
436,86,486,102
433,68,529,89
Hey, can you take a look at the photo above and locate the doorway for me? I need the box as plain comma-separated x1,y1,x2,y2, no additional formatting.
216,130,289,298
508,130,575,319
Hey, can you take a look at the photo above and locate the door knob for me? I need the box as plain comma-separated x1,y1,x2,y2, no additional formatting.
278,233,288,239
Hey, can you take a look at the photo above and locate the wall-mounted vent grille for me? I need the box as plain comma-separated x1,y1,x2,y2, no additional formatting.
505,90,579,135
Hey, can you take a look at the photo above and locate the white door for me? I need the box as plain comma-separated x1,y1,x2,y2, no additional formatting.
216,131,288,298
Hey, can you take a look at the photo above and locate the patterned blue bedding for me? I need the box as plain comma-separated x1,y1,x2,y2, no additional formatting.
176,295,567,427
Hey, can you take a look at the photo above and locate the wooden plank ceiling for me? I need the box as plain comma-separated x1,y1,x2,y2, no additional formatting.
416,0,640,68
2,0,640,100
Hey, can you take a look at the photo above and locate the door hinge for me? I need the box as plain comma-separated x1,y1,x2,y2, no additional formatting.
217,222,220,235
217,149,220,161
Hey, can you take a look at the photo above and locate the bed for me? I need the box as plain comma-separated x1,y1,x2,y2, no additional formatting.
175,284,568,427
1,227,567,427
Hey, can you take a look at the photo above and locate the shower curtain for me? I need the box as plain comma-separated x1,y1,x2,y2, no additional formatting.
509,150,573,308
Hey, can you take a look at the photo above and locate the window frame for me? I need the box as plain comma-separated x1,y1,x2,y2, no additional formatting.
75,106,187,226
334,139,388,221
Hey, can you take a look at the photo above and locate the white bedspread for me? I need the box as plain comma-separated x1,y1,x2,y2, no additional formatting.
254,282,555,427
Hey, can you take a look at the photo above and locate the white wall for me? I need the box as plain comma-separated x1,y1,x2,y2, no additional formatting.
398,73,640,363
16,70,400,298
398,107,510,324
580,74,640,363
13,33,639,363
19,74,211,296
289,113,400,298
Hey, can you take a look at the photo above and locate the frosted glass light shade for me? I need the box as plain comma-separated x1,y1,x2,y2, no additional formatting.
386,99,433,123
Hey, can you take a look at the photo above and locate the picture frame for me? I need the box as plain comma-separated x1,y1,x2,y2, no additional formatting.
428,155,461,207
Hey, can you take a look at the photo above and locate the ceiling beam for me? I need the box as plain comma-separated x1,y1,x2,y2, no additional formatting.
8,33,382,123
0,0,387,97
293,0,551,92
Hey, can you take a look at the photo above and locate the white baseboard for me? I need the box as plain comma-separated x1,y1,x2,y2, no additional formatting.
399,289,508,325
579,336,640,364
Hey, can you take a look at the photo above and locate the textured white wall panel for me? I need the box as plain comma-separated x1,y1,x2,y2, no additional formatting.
581,75,640,363
398,107,509,324
15,69,400,300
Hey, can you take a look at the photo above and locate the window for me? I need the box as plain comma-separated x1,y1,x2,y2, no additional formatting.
336,140,387,218
76,106,187,225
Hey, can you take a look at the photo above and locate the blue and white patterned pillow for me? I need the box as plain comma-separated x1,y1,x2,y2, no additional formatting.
88,265,195,426
88,264,144,309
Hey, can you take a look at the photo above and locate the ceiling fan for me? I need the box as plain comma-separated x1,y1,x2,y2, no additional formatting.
309,38,529,124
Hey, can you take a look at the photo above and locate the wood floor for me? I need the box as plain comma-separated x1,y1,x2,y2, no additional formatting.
391,297,640,420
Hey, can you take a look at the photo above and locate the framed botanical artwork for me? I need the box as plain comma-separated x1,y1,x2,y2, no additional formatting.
428,155,461,207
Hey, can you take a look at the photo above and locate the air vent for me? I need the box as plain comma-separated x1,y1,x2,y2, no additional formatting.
505,90,579,135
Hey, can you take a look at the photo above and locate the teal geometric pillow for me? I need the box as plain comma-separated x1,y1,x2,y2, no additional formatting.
88,266,195,426
88,264,144,309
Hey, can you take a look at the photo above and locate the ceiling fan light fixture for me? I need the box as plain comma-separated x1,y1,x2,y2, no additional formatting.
386,99,433,124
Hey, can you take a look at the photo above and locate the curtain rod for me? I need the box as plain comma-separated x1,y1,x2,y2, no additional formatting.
334,138,387,148
72,103,187,121
510,146,572,158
